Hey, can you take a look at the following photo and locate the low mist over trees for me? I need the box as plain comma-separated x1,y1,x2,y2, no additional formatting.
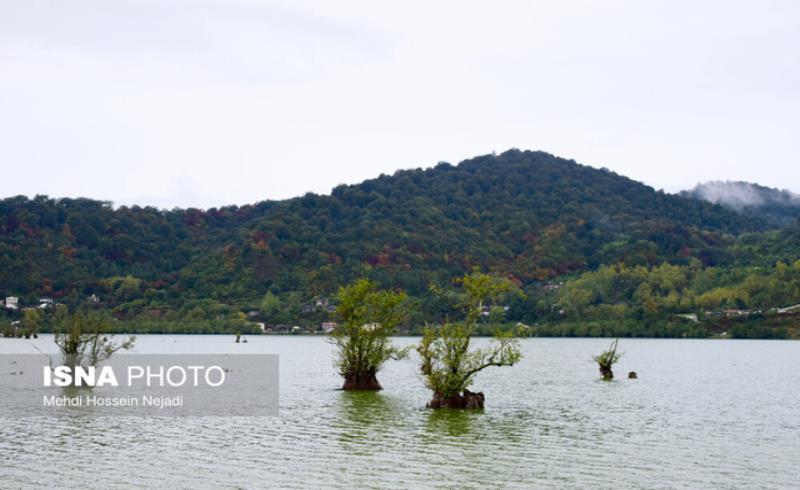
682,181,800,227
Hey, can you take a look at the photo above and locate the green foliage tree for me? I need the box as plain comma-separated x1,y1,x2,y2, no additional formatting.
417,271,523,409
52,310,136,383
2,322,17,338
260,292,283,323
23,308,43,338
330,279,407,390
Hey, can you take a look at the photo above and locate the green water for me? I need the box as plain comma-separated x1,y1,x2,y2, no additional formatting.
1,335,798,488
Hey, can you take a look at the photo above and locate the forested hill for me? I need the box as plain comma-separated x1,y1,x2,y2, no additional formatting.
0,149,788,318
681,181,800,227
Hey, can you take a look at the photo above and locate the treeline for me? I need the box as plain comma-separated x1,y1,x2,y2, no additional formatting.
1,309,262,337
551,260,800,320
4,260,799,338
525,320,710,338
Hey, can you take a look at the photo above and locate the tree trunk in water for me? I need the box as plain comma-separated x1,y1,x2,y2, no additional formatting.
342,373,382,390
427,389,485,409
599,365,614,380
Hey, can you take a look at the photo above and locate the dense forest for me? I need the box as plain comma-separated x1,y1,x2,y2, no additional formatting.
1,149,798,337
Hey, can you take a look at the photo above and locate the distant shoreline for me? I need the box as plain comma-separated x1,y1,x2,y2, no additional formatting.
4,332,795,340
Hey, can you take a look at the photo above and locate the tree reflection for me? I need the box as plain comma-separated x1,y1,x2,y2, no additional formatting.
424,408,478,438
336,390,396,451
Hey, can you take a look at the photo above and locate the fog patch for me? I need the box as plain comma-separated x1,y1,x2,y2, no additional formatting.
685,181,800,210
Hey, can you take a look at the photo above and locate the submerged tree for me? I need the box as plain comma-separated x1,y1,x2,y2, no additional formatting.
53,310,136,375
330,279,407,390
593,339,622,380
417,271,523,409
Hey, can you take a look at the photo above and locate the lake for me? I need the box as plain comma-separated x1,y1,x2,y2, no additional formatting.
1,335,799,488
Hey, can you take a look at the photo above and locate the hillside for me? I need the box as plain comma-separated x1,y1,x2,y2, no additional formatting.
1,149,798,336
682,181,800,227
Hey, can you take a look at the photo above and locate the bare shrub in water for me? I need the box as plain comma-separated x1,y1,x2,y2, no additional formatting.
593,339,622,380
51,310,136,383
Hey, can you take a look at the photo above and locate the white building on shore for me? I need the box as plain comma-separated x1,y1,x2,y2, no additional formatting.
4,296,19,310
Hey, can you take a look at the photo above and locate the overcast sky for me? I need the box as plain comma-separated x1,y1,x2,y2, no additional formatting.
1,0,798,209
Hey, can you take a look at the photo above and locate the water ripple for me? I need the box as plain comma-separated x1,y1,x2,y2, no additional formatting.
1,336,799,488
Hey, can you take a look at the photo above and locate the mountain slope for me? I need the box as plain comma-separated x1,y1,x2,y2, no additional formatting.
0,150,769,307
682,181,800,227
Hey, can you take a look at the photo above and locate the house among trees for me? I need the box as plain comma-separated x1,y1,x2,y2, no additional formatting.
302,297,337,314
4,296,18,310
480,305,510,317
706,309,755,318
314,297,337,312
88,294,100,303
721,309,753,317
38,297,54,309
321,321,337,333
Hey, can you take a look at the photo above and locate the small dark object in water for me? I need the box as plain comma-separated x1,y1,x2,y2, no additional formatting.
235,333,241,343
628,371,638,379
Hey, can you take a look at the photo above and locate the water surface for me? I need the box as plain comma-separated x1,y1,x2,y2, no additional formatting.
1,336,798,488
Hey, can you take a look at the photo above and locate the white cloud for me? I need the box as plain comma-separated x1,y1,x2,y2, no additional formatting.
1,0,799,208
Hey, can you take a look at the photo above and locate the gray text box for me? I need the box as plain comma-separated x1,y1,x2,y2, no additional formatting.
0,354,279,417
